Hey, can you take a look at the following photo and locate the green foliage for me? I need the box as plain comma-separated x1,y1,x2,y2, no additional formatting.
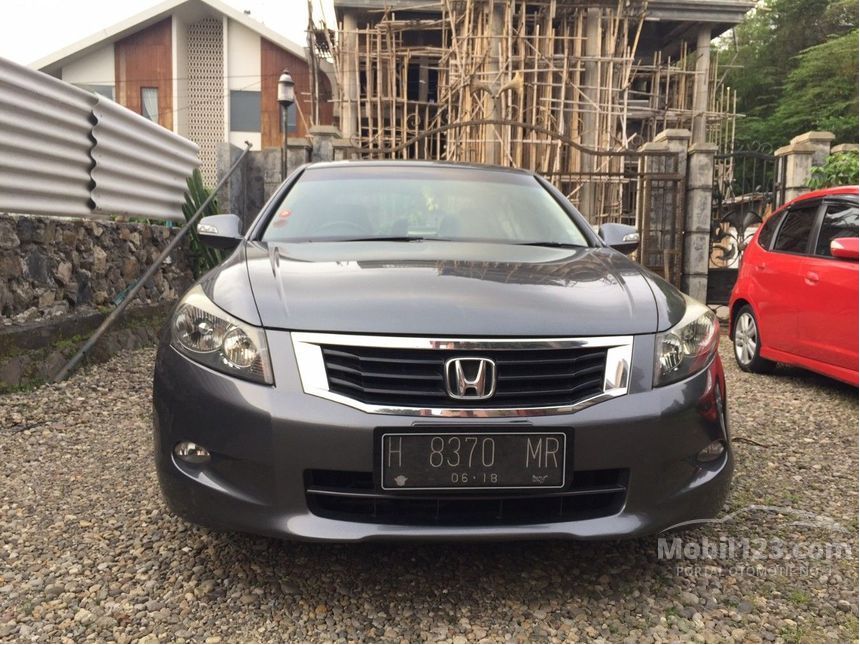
182,169,223,278
808,151,860,189
718,0,858,149
774,31,859,143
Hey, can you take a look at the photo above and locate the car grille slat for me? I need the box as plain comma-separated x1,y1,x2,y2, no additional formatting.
496,364,605,381
326,363,442,381
322,347,442,365
327,377,446,398
320,344,609,408
305,469,628,525
493,350,607,366
492,378,603,398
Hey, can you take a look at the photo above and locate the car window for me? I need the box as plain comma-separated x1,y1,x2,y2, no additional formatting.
815,201,859,257
261,166,590,246
757,210,784,249
772,203,819,254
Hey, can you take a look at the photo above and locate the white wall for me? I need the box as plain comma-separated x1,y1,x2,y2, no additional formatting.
227,19,261,91
172,15,189,137
61,43,115,93
226,18,261,149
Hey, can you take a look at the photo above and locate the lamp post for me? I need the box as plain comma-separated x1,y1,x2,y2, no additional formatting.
277,69,296,180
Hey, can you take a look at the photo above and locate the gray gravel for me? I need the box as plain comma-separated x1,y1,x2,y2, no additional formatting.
1,338,857,643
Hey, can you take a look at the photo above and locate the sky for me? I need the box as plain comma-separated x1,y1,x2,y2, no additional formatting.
0,0,336,65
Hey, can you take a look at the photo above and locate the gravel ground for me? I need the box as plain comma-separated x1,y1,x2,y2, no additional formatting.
1,337,857,643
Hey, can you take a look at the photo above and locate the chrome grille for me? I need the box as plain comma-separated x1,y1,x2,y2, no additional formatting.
320,345,608,408
291,333,633,417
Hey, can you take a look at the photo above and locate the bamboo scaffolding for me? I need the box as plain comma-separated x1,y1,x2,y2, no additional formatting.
314,0,737,221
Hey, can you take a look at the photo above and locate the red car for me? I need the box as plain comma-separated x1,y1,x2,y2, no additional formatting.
729,186,859,386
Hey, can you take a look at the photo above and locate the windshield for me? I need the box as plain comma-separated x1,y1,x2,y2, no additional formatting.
260,165,590,246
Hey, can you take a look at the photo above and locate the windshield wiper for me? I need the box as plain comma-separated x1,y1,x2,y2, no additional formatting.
514,241,588,249
321,236,452,243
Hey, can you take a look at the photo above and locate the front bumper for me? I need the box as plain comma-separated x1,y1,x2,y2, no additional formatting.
152,331,733,542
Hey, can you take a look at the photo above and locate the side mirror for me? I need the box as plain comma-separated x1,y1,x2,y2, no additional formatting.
598,223,640,254
831,237,859,261
197,214,243,250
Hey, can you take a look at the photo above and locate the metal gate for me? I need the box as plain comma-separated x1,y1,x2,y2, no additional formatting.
350,120,687,287
707,148,787,304
543,149,685,286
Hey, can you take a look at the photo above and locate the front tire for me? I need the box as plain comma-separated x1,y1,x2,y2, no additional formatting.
732,305,775,374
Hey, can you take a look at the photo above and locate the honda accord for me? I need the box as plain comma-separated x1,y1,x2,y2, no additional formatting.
153,161,732,541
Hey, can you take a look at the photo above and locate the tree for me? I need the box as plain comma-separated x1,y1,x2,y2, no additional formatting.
718,0,858,148
774,31,858,143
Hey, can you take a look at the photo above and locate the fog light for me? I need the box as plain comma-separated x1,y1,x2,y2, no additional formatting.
697,440,725,463
174,441,211,464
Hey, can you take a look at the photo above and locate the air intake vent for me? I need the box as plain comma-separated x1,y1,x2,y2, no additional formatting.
305,469,628,526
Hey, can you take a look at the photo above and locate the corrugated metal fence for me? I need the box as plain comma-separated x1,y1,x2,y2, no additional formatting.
0,56,199,221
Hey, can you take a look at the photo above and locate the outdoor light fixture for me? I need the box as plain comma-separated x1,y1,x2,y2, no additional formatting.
277,69,296,180
277,69,296,106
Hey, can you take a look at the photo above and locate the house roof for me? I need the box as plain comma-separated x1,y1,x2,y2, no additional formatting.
33,0,307,73
333,0,756,42
333,0,755,22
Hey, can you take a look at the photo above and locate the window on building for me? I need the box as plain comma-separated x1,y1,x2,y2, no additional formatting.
141,87,159,123
229,90,262,132
279,103,298,134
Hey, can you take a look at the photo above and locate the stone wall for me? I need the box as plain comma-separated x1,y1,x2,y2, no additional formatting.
0,302,173,391
0,214,194,325
0,213,195,389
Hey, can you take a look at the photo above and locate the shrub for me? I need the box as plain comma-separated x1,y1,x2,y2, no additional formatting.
808,151,860,189
182,169,223,278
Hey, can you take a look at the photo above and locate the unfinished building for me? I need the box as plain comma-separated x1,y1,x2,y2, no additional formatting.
315,1,751,214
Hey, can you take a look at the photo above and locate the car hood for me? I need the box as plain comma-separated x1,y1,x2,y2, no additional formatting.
228,240,665,336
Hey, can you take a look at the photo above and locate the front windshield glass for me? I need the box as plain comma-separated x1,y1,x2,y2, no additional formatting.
260,165,590,246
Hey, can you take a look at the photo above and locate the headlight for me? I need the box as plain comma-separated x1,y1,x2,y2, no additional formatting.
654,296,719,387
170,285,273,385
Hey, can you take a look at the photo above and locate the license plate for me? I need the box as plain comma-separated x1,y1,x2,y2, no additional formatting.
379,432,566,491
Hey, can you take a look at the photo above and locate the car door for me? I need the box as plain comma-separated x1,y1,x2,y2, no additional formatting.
796,197,859,369
755,200,821,353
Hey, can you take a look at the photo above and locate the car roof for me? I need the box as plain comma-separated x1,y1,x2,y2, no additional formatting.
781,185,858,210
304,159,535,175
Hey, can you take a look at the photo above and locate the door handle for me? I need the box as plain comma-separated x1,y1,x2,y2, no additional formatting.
805,271,819,285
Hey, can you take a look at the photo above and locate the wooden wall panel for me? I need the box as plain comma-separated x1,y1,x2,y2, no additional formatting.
260,38,333,148
115,18,173,131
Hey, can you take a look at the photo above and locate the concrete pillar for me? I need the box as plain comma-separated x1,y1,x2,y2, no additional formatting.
483,2,505,166
683,142,717,301
309,125,342,162
775,134,824,203
579,7,602,217
339,11,359,140
774,131,837,203
831,143,860,154
790,131,835,166
215,142,246,220
691,26,712,145
333,137,357,161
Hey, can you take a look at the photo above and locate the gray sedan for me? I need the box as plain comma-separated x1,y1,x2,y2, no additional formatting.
152,161,731,541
